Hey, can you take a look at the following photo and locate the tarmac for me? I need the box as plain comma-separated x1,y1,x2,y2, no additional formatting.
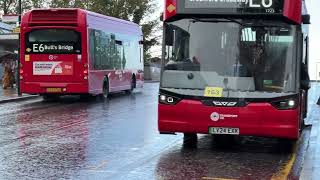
0,82,319,179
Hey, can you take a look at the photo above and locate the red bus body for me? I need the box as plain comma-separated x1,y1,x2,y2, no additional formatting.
20,9,143,96
159,0,310,140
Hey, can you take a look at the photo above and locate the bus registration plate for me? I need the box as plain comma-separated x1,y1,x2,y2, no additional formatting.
209,127,239,135
46,88,62,93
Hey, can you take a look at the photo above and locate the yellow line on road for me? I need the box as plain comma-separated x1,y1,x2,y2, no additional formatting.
202,177,238,180
271,143,298,180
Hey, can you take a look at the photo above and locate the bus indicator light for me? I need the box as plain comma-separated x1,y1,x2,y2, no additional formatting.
25,55,30,62
77,55,82,62
167,4,176,13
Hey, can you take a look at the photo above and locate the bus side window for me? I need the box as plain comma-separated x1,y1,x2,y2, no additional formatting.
93,30,103,70
110,34,116,69
115,40,123,69
89,29,96,69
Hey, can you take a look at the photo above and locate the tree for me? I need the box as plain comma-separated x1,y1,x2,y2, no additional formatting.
0,0,160,63
0,0,15,14
0,0,45,15
84,0,160,62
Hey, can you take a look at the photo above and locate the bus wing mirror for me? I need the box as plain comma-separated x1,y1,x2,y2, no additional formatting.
302,14,311,24
160,13,164,22
165,24,173,46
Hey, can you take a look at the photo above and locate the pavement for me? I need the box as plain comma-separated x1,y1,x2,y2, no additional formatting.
300,82,320,180
0,84,39,104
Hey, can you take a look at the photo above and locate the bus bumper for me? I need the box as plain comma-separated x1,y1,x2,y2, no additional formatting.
20,82,89,94
158,100,300,139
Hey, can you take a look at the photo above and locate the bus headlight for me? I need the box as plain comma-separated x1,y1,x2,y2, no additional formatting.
271,99,298,110
159,94,181,105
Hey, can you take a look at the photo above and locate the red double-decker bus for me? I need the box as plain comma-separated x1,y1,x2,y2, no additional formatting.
20,8,144,99
159,0,310,142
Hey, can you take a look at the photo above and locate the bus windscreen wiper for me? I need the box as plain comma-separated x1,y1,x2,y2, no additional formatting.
190,18,243,26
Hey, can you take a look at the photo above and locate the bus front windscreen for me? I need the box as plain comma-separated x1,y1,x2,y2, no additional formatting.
161,19,298,98
25,29,81,54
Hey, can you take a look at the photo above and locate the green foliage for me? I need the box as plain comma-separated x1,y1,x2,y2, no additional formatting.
1,0,160,63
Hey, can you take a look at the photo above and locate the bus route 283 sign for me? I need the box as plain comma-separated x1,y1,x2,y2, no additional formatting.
182,0,284,14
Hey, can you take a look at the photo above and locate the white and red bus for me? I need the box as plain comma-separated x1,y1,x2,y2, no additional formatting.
159,0,310,142
20,8,144,99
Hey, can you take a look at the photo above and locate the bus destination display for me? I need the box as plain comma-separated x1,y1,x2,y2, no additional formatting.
184,0,284,14
25,42,81,54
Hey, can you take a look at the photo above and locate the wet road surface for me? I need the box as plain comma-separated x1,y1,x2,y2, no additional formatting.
0,83,311,180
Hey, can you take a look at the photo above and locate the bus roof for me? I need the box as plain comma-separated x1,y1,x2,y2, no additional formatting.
164,0,309,24
21,8,142,36
86,10,142,36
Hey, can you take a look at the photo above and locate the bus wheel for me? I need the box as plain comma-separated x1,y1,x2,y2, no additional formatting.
101,79,109,99
126,76,136,94
183,133,198,148
42,94,59,101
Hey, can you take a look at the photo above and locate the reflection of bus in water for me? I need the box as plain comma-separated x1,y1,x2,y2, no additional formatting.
159,0,310,142
20,8,144,100
13,105,89,178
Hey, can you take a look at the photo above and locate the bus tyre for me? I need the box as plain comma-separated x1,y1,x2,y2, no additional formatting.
101,79,109,99
183,133,198,148
126,76,136,94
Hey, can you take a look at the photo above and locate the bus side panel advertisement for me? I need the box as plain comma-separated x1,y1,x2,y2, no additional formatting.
33,61,73,75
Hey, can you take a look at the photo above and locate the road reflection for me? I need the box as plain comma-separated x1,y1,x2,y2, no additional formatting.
7,99,90,179
156,135,296,180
